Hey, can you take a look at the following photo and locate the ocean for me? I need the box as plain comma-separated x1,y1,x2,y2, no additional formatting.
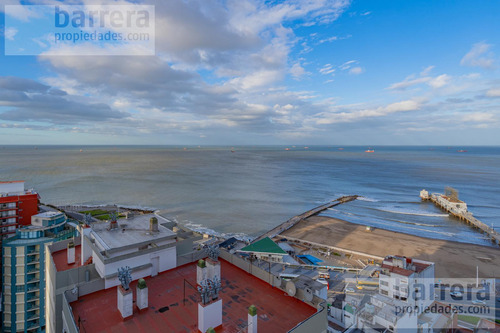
1,145,499,246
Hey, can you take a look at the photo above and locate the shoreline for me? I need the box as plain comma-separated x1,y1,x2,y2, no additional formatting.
53,202,500,278
281,215,500,278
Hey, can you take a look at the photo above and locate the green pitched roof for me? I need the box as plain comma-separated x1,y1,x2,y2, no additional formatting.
240,237,287,255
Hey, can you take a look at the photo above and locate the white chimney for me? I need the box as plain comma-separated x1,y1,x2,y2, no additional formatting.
67,241,75,264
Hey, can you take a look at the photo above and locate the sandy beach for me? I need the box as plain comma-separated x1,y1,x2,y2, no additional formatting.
282,216,500,278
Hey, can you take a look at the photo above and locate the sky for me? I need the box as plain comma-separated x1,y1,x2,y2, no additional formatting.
1,0,500,146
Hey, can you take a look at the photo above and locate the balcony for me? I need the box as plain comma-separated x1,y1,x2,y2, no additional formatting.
26,320,40,331
0,206,18,212
26,295,38,302
27,277,40,284
26,259,39,265
27,284,40,293
0,213,18,219
27,267,37,274
27,274,40,284
27,304,39,312
27,312,40,321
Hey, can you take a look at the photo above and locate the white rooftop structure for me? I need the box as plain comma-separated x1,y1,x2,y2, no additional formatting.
90,213,176,251
0,180,36,197
81,213,180,288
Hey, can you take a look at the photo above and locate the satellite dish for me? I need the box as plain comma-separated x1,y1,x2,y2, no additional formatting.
286,281,296,296
304,287,313,302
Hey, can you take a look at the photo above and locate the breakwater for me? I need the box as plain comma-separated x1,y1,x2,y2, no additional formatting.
253,195,358,243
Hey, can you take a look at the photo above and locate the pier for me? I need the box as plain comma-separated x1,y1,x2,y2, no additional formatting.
253,195,358,243
420,188,500,246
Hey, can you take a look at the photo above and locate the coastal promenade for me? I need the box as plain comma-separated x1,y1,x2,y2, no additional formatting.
253,195,358,243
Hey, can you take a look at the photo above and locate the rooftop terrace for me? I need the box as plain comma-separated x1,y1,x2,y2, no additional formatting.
90,214,176,250
71,259,316,332
53,245,83,272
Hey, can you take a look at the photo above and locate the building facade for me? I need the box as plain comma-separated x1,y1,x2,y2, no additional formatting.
0,181,39,241
2,212,74,333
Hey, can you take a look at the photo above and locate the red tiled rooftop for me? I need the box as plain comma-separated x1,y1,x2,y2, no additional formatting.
53,245,84,272
72,259,316,332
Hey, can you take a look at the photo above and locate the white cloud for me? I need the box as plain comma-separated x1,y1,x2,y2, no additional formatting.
420,65,434,76
319,64,335,75
388,72,450,90
427,74,450,88
290,63,308,79
339,60,356,70
5,27,18,41
388,76,429,90
349,67,364,75
486,88,500,97
230,69,283,90
460,42,495,69
462,112,496,123
314,99,422,125
319,36,338,43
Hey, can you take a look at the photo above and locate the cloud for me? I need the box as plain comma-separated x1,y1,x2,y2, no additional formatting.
420,65,434,76
388,76,429,90
427,74,450,88
4,27,18,41
290,62,308,79
313,98,422,125
319,63,335,75
339,60,356,70
486,88,500,97
0,76,50,92
349,67,364,75
462,112,496,123
460,42,495,69
0,76,128,124
388,72,450,90
319,60,363,76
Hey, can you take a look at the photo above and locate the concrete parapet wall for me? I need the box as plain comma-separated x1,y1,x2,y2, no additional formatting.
62,292,79,333
288,301,328,333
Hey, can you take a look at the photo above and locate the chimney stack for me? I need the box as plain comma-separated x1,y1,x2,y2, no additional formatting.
149,217,159,232
67,241,75,264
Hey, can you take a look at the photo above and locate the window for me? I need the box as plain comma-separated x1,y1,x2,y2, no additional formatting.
380,280,389,286
381,289,388,296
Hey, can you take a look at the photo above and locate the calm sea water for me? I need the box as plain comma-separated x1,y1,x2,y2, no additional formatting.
1,145,499,246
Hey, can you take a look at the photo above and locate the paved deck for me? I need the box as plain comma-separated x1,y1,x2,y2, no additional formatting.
53,245,83,272
71,259,316,332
